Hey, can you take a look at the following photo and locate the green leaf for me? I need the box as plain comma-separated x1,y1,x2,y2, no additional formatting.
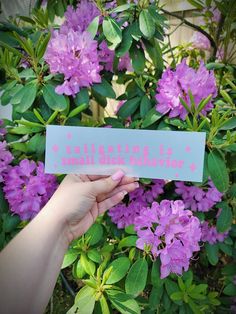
216,202,232,232
85,223,103,246
165,279,180,297
36,32,51,60
80,253,96,276
61,251,78,269
3,214,20,233
12,83,37,113
223,283,236,296
143,38,163,72
139,9,155,39
75,260,86,278
205,243,219,265
87,249,102,263
149,286,164,309
106,257,131,284
92,79,116,99
67,286,95,314
125,225,136,235
188,299,201,314
0,40,24,58
117,97,140,118
129,45,145,73
42,84,67,111
68,103,88,118
219,117,236,130
102,17,122,47
104,117,123,128
219,243,232,256
208,150,229,193
100,295,110,314
118,236,138,249
196,95,212,114
86,16,99,39
111,4,134,13
27,133,45,156
192,284,208,294
116,25,133,57
141,108,162,128
19,68,36,79
178,277,185,291
151,260,164,288
206,62,225,70
107,290,141,314
140,95,152,118
170,292,183,301
125,258,148,296
74,88,89,106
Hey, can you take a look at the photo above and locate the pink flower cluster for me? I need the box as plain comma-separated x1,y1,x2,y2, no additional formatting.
0,120,6,138
201,221,228,244
155,59,217,120
3,159,58,220
44,1,102,96
0,141,13,183
134,200,201,278
45,28,101,96
175,181,223,212
60,1,100,34
108,180,165,228
190,32,211,51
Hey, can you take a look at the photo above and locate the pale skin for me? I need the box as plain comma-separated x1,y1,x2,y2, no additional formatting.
0,170,139,314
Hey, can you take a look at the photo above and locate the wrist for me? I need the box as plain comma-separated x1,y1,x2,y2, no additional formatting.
39,203,72,248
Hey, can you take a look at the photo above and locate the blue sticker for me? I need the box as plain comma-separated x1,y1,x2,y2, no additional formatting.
45,125,206,182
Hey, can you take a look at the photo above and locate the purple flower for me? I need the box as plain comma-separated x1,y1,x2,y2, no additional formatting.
134,200,201,278
201,221,229,244
44,29,101,96
109,180,165,229
175,180,223,212
0,141,13,182
0,120,6,138
98,41,132,73
190,32,211,51
3,159,58,220
60,1,100,34
155,59,217,120
108,201,144,229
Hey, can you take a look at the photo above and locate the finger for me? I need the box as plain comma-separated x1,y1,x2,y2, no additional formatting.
97,182,139,202
98,191,127,214
87,175,139,184
87,175,109,181
90,169,126,195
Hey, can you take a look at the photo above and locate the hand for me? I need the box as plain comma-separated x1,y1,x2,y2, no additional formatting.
45,170,139,243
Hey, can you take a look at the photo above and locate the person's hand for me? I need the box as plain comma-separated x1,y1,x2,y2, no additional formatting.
45,170,139,243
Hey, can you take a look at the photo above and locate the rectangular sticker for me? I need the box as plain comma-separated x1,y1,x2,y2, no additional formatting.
45,125,206,182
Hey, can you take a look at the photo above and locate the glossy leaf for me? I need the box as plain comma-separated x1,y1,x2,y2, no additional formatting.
125,258,148,296
106,257,131,284
208,150,229,193
43,84,67,111
139,9,155,38
117,97,140,118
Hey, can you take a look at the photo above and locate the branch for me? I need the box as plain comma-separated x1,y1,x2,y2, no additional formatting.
160,8,217,54
214,13,225,59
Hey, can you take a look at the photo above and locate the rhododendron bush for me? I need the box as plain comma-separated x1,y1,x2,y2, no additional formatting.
0,0,236,313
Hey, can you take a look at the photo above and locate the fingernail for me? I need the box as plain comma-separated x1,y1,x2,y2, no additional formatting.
134,177,139,181
122,190,128,196
134,182,139,188
112,170,125,181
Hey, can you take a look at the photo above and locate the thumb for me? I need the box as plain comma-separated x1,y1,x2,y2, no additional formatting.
90,170,125,195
